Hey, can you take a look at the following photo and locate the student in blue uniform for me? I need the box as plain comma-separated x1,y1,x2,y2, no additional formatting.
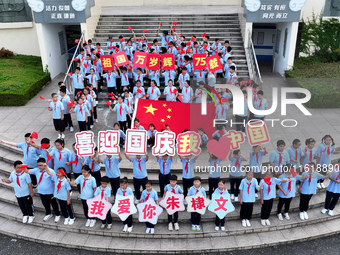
287,139,303,171
180,80,194,103
47,139,72,179
208,152,222,199
156,154,173,197
147,80,161,100
66,67,84,98
48,93,65,139
321,161,340,216
116,177,134,232
140,180,159,234
69,143,84,191
46,167,75,225
229,150,247,202
124,152,149,204
164,175,183,231
239,171,262,227
187,176,206,231
100,152,122,196
27,158,61,223
109,96,131,133
253,90,268,120
84,147,101,187
213,179,229,231
147,123,157,147
1,160,34,223
113,123,126,147
178,67,190,89
298,162,330,220
198,128,208,148
269,140,290,175
212,125,227,141
179,154,199,198
71,96,89,132
102,68,119,95
94,176,113,229
1,133,40,187
300,138,317,170
68,165,97,227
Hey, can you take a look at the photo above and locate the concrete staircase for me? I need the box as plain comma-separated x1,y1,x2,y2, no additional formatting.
92,14,249,107
1,142,340,253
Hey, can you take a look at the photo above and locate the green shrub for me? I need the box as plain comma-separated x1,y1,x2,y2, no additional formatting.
0,55,51,106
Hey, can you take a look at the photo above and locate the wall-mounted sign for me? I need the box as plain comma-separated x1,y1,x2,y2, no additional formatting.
244,0,306,22
324,0,340,17
26,0,94,23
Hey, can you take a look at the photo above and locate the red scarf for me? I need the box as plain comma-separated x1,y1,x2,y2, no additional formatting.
279,152,282,165
145,192,150,201
59,151,62,161
79,104,83,115
120,105,122,115
122,189,127,196
82,178,89,190
108,73,111,81
75,155,79,166
16,171,24,187
56,179,62,194
322,146,331,155
108,157,111,169
185,161,189,174
124,73,128,81
247,181,252,194
91,160,95,173
295,149,298,160
235,158,240,168
138,159,142,171
308,173,312,185
162,161,166,176
256,152,259,164
100,187,105,200
264,178,272,195
38,171,45,184
77,74,79,83
287,177,291,192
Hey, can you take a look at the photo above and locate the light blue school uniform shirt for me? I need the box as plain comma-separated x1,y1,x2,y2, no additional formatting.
74,103,89,122
141,188,159,201
133,73,146,86
260,177,281,200
102,157,121,178
116,187,134,196
211,42,221,55
50,148,72,173
187,185,206,197
230,156,244,177
39,147,53,168
181,158,196,179
52,175,71,201
30,168,55,195
316,143,335,167
75,175,97,200
123,96,133,114
85,94,93,111
178,73,190,88
278,173,300,198
94,186,112,199
182,87,194,103
75,53,86,62
254,99,268,118
287,146,303,169
113,103,129,121
269,149,290,173
103,72,117,87
212,130,227,139
164,86,177,101
83,60,92,73
133,86,145,99
195,70,206,84
83,100,91,116
120,73,130,86
147,87,161,100
249,149,265,173
300,172,324,195
164,184,183,194
149,71,160,87
70,73,84,89
208,159,222,178
16,143,39,168
9,171,32,198
157,158,173,175
151,45,160,54
160,34,171,47
195,88,207,104
107,41,116,51
215,104,228,119
116,41,126,52
207,72,216,87
117,129,126,141
49,101,64,119
86,74,99,88
301,147,317,168
162,70,176,86
168,47,177,57
131,157,148,179
327,171,340,194
85,156,101,173
200,134,208,146
239,178,259,203
70,152,82,174
213,187,229,196
147,130,157,139
224,63,236,79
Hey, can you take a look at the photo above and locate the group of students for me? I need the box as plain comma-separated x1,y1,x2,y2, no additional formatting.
1,131,340,233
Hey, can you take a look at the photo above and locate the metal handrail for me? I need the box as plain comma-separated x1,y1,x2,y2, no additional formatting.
246,31,263,86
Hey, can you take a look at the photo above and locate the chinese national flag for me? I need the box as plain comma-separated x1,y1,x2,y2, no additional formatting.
133,99,216,138
100,55,115,71
113,52,129,67
161,54,175,70
133,51,147,68
206,54,222,72
147,53,160,71
192,53,207,70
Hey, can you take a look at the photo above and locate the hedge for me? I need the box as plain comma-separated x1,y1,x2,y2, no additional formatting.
0,55,51,106
285,57,340,108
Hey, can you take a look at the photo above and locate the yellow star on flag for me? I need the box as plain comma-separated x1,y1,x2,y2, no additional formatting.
167,108,172,112
163,103,167,107
161,119,165,123
167,115,171,119
144,104,158,115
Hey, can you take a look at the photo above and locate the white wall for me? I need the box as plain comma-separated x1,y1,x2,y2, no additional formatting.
35,23,69,79
0,22,40,56
273,22,299,76
300,0,326,20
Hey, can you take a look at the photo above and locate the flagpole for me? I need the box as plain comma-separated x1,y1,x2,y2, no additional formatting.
131,98,140,128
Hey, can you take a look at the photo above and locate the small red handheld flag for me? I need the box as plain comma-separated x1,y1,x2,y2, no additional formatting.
121,37,124,42
128,26,132,30
20,165,29,171
74,58,78,62
39,96,45,100
68,72,72,76
69,160,77,164
172,21,177,26
105,101,111,107
30,132,38,139
173,28,176,32
178,95,183,102
46,156,53,164
148,43,151,47
109,96,115,100
84,64,88,69
138,38,141,43
84,40,87,44
160,22,162,26
108,92,114,96
67,100,75,107
144,29,149,33
75,39,79,43
191,36,196,41
48,107,51,110
186,42,191,46
179,33,183,36
201,33,207,37
203,45,208,49
180,50,185,54
40,143,49,149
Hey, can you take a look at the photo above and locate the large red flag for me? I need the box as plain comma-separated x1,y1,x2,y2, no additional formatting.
132,99,216,138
